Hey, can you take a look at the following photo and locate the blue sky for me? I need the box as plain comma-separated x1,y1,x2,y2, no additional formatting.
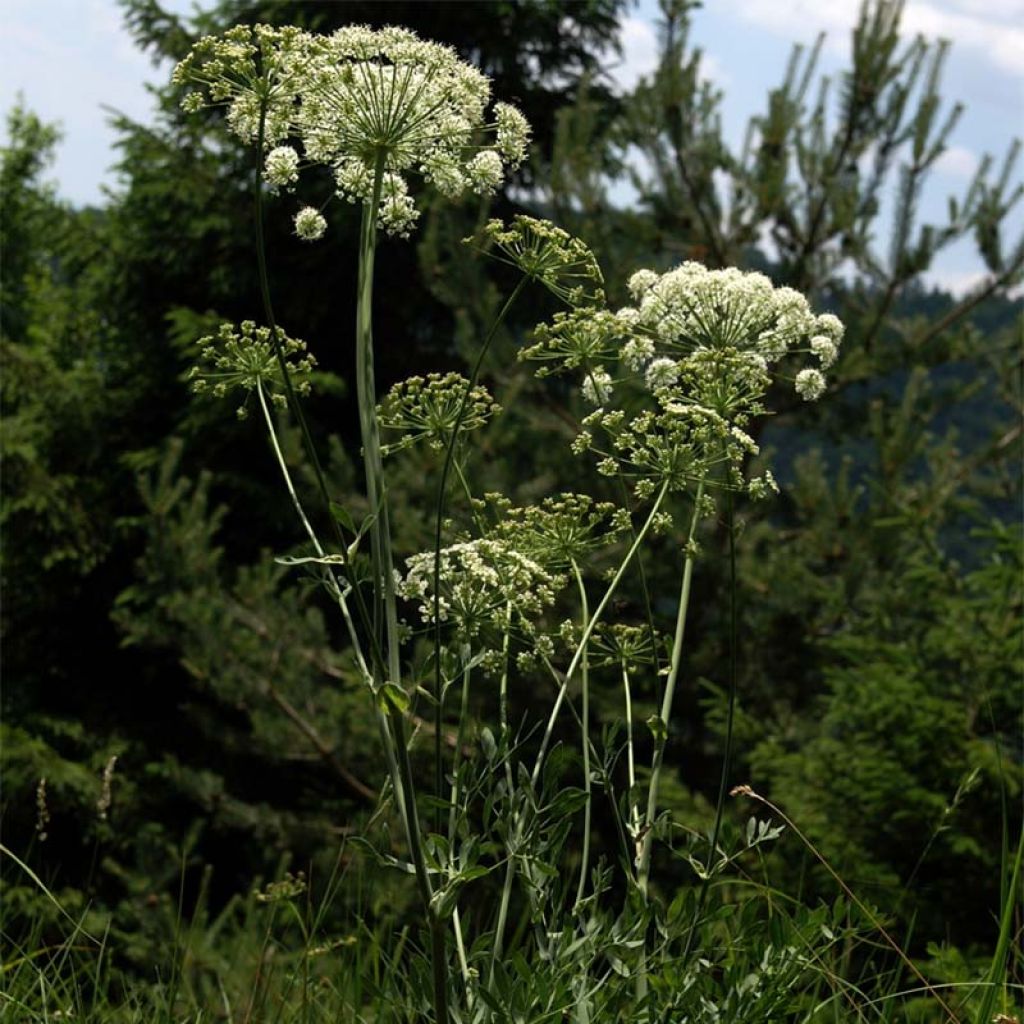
2,0,1021,294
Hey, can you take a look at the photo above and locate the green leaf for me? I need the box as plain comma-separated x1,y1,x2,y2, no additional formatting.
330,501,356,534
377,681,410,715
646,714,667,742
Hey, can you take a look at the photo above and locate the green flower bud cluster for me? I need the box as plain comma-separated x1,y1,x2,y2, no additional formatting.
378,372,499,455
189,320,315,420
477,216,605,308
474,492,628,569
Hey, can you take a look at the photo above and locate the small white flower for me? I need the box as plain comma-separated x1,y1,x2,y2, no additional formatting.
745,351,769,374
645,357,679,390
810,335,838,368
815,313,845,342
264,146,300,187
423,153,466,198
582,367,613,406
333,157,373,202
628,269,659,299
795,367,826,401
621,335,654,370
466,149,504,194
494,102,531,166
748,470,779,500
378,173,419,237
294,206,327,241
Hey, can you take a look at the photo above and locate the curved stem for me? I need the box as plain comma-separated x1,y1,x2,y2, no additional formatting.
636,478,705,893
635,476,705,1012
256,381,324,558
432,276,529,831
682,481,738,961
531,480,671,786
572,561,592,912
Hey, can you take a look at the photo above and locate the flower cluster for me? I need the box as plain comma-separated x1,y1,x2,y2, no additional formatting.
189,320,315,419
515,261,843,498
175,24,531,238
625,263,844,407
520,308,626,376
378,372,500,454
172,25,312,145
475,492,628,569
398,539,563,659
477,217,605,307
591,624,662,671
575,388,767,499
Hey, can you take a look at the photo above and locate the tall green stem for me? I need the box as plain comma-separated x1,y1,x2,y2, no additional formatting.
636,477,705,894
621,659,640,854
432,276,529,830
490,602,517,979
572,562,592,912
635,477,705,1011
252,99,383,681
356,154,402,689
531,480,671,787
354,155,448,1024
682,481,738,962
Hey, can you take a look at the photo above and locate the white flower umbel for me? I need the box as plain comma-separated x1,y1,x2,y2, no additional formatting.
582,367,613,406
795,367,827,401
644,356,679,391
264,145,300,187
296,25,530,235
294,206,327,240
173,25,313,145
176,24,531,238
617,262,843,423
189,320,315,419
399,539,562,655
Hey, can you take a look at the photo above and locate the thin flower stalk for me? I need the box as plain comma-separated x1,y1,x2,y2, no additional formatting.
355,153,402,688
431,277,528,827
635,475,706,1012
490,601,517,977
637,476,706,893
256,380,323,559
255,380,377,692
621,658,640,848
530,479,671,787
572,561,593,913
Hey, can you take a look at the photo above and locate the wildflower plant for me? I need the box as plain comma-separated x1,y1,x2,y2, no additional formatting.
174,21,848,1024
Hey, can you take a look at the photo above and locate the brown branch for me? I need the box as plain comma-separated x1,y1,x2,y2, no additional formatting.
263,681,378,804
911,255,1024,349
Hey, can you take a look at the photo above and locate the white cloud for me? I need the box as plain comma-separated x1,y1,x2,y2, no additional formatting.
700,52,731,89
901,3,1024,75
941,0,1024,22
609,16,661,93
723,0,860,55
609,15,730,94
935,144,979,179
723,0,1024,76
921,267,990,295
